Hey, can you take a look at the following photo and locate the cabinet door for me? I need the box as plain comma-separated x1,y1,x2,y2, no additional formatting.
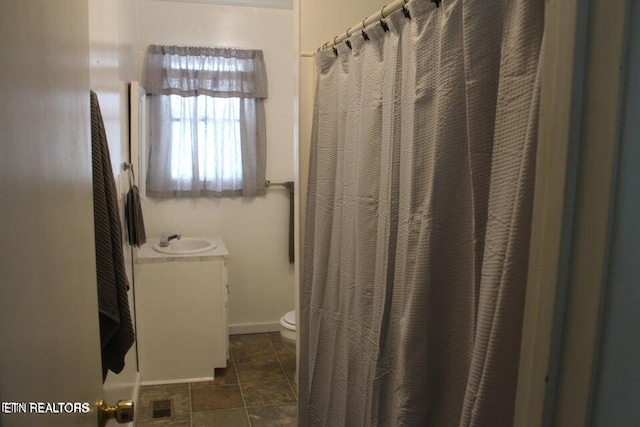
136,260,226,383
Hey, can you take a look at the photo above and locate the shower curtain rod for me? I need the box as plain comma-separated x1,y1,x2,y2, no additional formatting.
319,0,437,52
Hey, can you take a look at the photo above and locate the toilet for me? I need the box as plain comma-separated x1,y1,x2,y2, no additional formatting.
279,310,296,350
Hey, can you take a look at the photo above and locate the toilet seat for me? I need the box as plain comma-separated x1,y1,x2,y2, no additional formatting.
279,310,296,352
280,310,296,331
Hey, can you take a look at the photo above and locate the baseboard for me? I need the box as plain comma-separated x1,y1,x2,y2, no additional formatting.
141,376,214,386
229,321,280,335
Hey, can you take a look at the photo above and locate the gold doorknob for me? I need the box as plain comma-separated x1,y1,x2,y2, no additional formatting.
97,399,134,426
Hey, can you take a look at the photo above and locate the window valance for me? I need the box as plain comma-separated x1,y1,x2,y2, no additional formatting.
144,44,268,99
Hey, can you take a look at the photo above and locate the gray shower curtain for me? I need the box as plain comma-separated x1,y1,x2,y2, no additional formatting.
300,0,543,426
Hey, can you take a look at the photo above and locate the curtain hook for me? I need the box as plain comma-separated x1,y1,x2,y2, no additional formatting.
379,5,389,32
402,5,411,19
361,17,370,41
345,27,353,50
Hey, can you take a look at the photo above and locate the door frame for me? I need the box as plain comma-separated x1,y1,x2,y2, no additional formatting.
515,0,632,425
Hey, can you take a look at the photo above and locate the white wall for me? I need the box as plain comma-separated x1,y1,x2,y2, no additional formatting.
297,0,389,292
136,0,295,331
88,0,140,410
300,0,389,52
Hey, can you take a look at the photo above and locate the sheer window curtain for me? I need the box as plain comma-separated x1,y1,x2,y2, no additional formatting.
143,45,268,197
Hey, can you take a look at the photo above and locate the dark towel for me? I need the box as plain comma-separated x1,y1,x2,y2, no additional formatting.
125,184,146,247
91,91,135,381
283,181,294,263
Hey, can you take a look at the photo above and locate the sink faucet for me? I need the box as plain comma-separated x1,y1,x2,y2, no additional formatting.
159,233,182,247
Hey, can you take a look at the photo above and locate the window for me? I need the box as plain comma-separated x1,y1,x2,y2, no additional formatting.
168,95,242,186
143,45,268,198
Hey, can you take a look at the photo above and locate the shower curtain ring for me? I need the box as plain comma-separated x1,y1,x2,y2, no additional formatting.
361,17,370,41
345,28,353,50
333,35,339,46
380,4,388,19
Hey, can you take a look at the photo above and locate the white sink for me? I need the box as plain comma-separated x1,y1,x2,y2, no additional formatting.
153,237,217,255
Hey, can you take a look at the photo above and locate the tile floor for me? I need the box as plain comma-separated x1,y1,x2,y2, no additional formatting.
137,332,297,427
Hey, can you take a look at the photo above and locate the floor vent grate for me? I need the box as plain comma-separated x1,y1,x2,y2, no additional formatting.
151,399,172,419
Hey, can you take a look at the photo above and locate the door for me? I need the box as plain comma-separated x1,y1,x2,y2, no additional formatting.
0,1,105,426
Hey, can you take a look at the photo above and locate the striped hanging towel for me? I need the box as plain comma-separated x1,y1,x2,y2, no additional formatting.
91,90,135,380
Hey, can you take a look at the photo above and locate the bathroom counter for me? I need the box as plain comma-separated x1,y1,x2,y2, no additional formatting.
135,236,230,264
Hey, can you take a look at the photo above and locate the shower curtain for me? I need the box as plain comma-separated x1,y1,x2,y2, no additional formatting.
300,0,544,426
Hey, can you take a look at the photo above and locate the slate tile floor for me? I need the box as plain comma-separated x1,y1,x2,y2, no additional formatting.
137,332,297,427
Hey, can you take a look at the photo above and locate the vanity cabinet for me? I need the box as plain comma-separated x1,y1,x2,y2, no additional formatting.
134,237,229,384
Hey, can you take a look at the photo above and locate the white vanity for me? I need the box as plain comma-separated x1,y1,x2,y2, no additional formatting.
134,236,229,384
